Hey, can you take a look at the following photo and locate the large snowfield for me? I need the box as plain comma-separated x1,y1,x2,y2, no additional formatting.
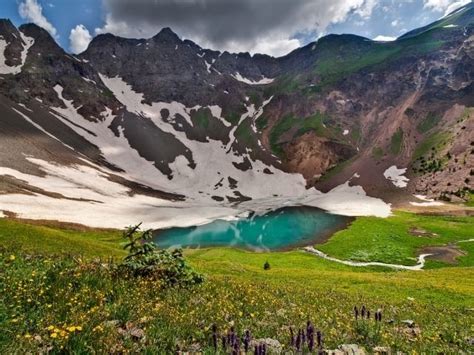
0,74,391,229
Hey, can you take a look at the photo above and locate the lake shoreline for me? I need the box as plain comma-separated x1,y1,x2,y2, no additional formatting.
153,206,354,252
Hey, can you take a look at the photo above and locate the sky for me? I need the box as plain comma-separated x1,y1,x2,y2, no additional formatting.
1,0,472,57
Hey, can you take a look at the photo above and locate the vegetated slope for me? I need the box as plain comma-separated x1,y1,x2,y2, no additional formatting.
268,5,474,201
0,3,472,221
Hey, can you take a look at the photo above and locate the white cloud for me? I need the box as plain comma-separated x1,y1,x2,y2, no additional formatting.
373,35,397,41
423,0,470,15
391,19,400,26
443,0,471,15
69,24,92,54
96,0,382,56
354,0,379,19
18,0,58,38
229,37,301,58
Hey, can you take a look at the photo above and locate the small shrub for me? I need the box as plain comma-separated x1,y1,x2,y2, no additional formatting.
119,223,204,286
263,261,271,270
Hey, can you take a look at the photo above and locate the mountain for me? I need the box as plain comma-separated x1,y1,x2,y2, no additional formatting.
0,3,472,228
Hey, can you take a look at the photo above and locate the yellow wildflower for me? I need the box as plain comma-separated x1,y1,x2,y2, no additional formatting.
50,333,58,339
9,255,15,261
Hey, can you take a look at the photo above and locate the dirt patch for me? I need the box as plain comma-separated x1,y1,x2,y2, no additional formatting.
409,227,438,238
284,132,355,184
420,245,467,264
401,203,474,216
418,209,474,217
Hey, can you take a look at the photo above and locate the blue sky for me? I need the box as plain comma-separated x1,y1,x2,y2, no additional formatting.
3,1,102,43
1,0,471,56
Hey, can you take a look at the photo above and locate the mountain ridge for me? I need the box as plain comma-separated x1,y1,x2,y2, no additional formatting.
0,4,472,228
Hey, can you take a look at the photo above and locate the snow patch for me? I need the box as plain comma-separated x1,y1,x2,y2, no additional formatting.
98,74,194,127
204,60,212,73
18,103,32,112
410,195,444,206
410,201,444,207
0,31,34,75
0,158,240,229
208,105,231,127
82,76,97,85
343,129,349,135
50,84,174,192
373,35,397,42
231,72,274,85
384,166,409,188
301,182,391,217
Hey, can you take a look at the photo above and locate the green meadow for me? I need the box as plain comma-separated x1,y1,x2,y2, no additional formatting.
0,211,473,353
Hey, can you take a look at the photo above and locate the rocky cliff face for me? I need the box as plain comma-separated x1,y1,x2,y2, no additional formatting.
0,3,472,211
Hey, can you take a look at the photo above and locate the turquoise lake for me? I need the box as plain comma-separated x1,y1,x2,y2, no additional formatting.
154,207,351,251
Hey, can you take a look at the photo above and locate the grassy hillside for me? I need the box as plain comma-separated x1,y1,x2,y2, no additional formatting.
0,215,473,353
0,219,124,258
318,211,474,267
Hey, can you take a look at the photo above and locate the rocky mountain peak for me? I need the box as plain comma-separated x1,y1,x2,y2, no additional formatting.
0,19,18,37
18,23,62,54
153,27,181,44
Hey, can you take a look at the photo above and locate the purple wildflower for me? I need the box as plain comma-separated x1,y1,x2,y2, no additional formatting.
296,329,302,351
232,338,240,355
222,335,227,351
243,330,251,353
316,330,322,348
211,324,218,350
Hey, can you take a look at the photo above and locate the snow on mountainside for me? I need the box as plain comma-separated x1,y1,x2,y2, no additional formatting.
0,4,473,228
231,72,275,85
0,31,33,75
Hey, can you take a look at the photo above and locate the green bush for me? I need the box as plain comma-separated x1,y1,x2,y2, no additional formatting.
119,224,204,286
263,261,271,270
